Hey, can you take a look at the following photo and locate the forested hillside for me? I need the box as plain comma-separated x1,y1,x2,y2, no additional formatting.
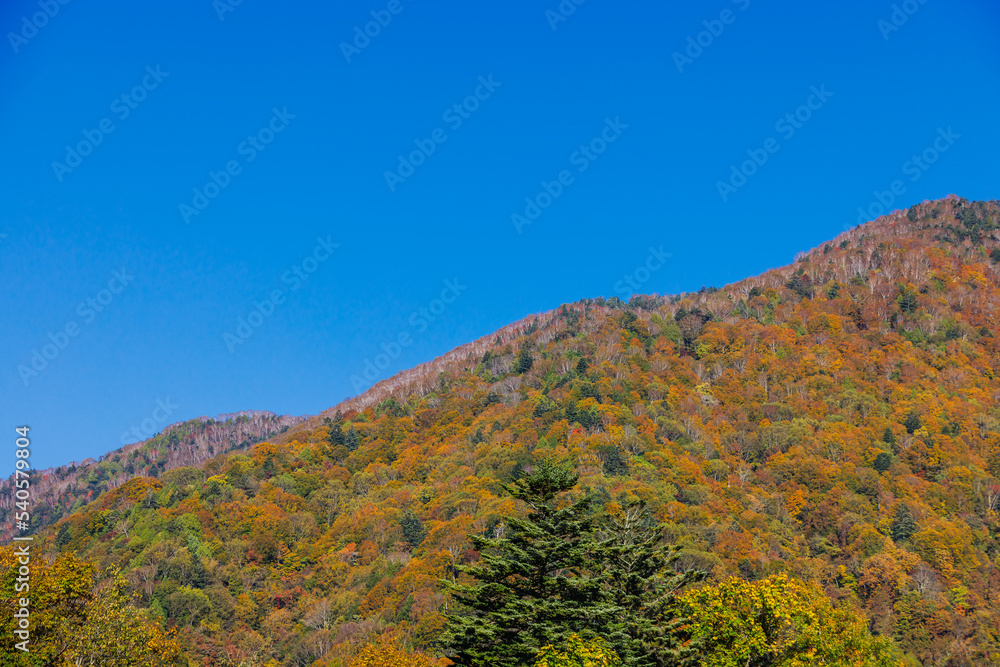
0,411,303,541
4,196,1000,666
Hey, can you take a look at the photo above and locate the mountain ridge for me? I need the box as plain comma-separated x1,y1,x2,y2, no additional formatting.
6,195,1000,666
278,193,997,439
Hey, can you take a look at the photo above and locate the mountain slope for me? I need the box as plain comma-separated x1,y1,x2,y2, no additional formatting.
0,411,304,541
10,196,1000,666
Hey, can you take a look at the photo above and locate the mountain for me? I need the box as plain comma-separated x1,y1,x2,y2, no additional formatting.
4,196,1000,666
0,411,304,541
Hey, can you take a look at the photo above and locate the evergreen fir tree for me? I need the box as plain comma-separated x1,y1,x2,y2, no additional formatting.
513,348,534,375
328,422,345,447
345,426,360,451
190,552,209,588
56,523,73,549
593,501,706,667
601,447,629,477
442,460,616,667
400,509,427,549
891,503,917,543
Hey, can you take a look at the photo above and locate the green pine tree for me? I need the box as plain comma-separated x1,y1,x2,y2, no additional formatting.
345,426,360,451
441,460,616,667
514,348,534,374
328,422,346,447
601,447,629,477
891,503,918,543
593,501,706,667
400,509,427,549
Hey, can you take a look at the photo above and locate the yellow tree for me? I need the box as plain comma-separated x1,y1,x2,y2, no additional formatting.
0,547,179,666
533,634,622,667
348,637,437,667
679,574,899,667
0,547,93,666
62,566,180,666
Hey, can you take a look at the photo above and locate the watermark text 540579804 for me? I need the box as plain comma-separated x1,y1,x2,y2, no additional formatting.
13,427,32,533
12,426,34,651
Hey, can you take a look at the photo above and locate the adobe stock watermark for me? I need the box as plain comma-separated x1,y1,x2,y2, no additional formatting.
672,0,751,73
512,116,628,234
52,66,169,182
340,0,414,63
179,107,295,224
350,278,467,392
851,126,959,227
223,236,339,352
12,535,31,652
545,0,587,31
384,75,502,192
213,0,245,21
614,246,672,296
120,398,180,445
17,269,135,386
716,84,833,202
878,0,929,40
7,0,71,54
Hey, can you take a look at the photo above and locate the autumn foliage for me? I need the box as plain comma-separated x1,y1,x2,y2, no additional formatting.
533,635,622,667
678,574,896,666
347,637,438,667
5,197,1000,665
0,549,180,666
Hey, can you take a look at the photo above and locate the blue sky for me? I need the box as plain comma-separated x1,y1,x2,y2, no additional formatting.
1,0,998,476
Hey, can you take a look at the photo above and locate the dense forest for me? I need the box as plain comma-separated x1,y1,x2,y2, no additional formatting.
0,412,303,542
3,196,1000,666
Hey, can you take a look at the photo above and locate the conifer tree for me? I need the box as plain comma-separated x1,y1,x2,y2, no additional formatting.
345,425,360,451
400,509,427,549
891,503,918,543
328,422,345,447
592,501,705,667
441,460,616,667
514,348,535,374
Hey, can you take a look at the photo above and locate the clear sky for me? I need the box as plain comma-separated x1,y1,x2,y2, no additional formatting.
1,0,998,477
